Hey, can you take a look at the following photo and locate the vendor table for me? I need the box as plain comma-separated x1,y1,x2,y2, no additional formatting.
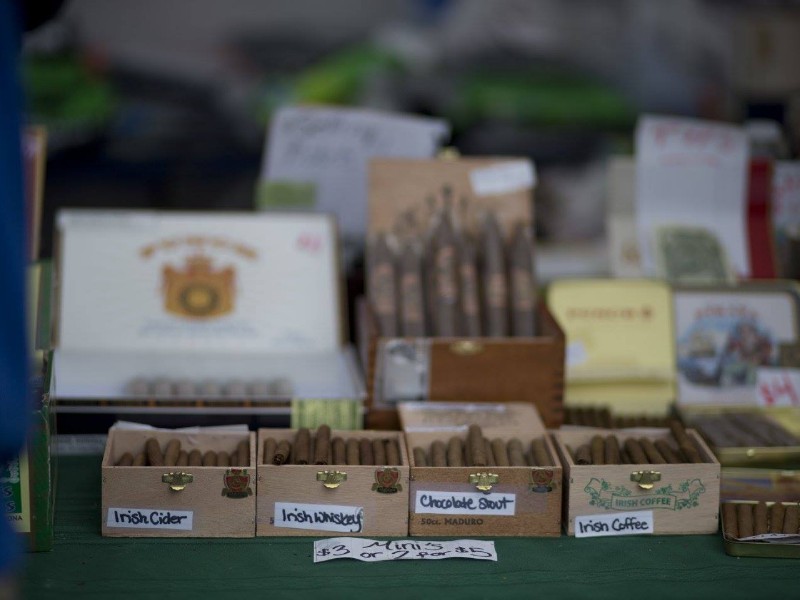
22,456,799,599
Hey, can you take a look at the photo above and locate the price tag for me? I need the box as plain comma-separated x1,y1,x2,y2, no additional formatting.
313,537,497,563
755,368,800,407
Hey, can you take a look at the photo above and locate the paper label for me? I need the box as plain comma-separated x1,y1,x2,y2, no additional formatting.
415,491,516,516
106,507,194,531
566,341,588,368
314,537,497,562
575,510,654,538
470,161,536,196
273,502,364,533
755,368,800,406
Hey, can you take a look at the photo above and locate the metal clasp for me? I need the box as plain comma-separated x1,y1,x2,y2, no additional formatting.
630,470,661,490
162,472,193,492
469,472,499,492
317,470,347,489
451,340,484,356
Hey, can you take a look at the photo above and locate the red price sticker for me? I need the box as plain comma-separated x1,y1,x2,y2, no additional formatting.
755,368,800,407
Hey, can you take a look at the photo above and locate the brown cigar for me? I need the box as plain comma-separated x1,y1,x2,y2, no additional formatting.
263,438,277,465
654,439,682,464
754,502,769,535
508,438,527,466
372,438,387,466
590,435,605,466
722,503,739,539
116,453,134,467
574,444,592,465
598,408,613,429
188,449,203,466
273,440,291,466
202,451,217,467
640,438,666,464
346,438,360,465
176,451,189,467
145,438,164,467
368,233,398,336
482,213,508,337
620,448,632,464
398,244,427,336
458,237,482,336
413,447,428,467
783,505,799,534
624,438,648,464
217,451,230,467
670,420,703,463
237,440,249,467
468,425,486,467
769,503,786,534
432,212,460,337
492,438,509,467
431,440,447,467
385,438,401,466
509,222,536,337
133,452,147,466
314,425,332,465
604,435,621,465
163,439,181,467
531,438,551,467
332,437,346,465
360,438,374,465
447,437,464,467
737,503,754,538
484,438,496,467
293,428,311,465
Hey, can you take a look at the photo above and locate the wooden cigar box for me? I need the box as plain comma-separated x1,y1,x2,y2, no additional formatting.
256,429,409,537
102,429,256,537
553,428,721,536
721,500,800,559
399,402,562,537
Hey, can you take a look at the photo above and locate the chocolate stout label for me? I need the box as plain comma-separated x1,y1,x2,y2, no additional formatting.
370,264,396,314
583,477,706,511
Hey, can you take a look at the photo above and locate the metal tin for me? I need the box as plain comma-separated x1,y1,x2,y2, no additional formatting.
721,500,800,559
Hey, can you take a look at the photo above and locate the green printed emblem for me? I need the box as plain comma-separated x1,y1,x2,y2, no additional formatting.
584,478,705,511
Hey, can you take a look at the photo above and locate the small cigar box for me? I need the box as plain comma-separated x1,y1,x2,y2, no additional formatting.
102,429,256,537
256,429,410,536
721,500,800,559
721,468,800,502
553,428,720,536
399,402,562,537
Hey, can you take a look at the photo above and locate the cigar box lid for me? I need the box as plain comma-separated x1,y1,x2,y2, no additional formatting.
397,402,545,438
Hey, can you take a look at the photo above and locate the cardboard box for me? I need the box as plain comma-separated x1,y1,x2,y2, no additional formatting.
400,402,562,537
553,428,720,536
101,429,256,537
256,429,409,537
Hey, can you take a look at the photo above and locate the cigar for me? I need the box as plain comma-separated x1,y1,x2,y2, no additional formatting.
531,438,551,466
590,435,605,465
153,378,173,397
620,448,631,464
237,440,250,467
175,379,196,398
491,438,509,467
430,440,447,467
563,407,575,425
314,425,331,465
783,504,799,534
372,438,387,466
468,425,486,467
484,438,496,467
447,437,465,467
133,452,147,466
639,438,666,464
293,428,311,465
670,420,703,463
217,451,230,467
624,438,648,464
360,438,374,465
481,213,508,337
368,233,399,337
508,438,527,466
598,408,613,429
176,451,189,467
346,438,360,465
574,444,592,465
223,380,247,398
413,447,428,467
202,451,217,467
509,222,536,337
163,439,181,467
116,453,134,467
754,502,769,535
604,435,621,465
722,503,738,539
737,503,754,538
398,244,427,336
127,377,151,397
198,379,222,398
273,440,291,466
654,439,682,464
458,237,482,336
769,503,786,534
332,437,346,465
432,212,460,337
145,438,164,467
263,438,277,465
385,438,401,466
188,449,203,466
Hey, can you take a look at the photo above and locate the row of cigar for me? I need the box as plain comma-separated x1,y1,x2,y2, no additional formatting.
568,422,706,465
115,437,251,467
125,377,294,399
368,208,537,338
262,426,402,466
722,502,800,539
563,407,669,429
693,413,799,448
411,425,553,467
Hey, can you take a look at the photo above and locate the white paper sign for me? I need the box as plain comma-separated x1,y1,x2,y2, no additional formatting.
313,537,497,563
635,115,750,277
263,106,449,237
470,160,536,196
273,502,364,533
756,368,800,407
106,507,193,531
574,510,654,538
415,491,516,516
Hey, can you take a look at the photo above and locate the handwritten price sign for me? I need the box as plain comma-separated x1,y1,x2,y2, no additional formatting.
313,538,497,563
755,368,800,407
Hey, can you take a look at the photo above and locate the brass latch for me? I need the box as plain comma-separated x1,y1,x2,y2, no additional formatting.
162,472,193,492
451,340,484,356
630,470,661,490
469,472,499,492
317,470,347,489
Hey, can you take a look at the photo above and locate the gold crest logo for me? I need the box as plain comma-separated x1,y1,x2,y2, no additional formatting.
162,254,235,319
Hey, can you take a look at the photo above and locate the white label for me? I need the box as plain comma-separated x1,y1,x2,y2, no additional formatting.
106,507,193,531
755,368,800,407
415,491,516,516
574,510,654,538
273,502,364,533
314,537,497,563
470,161,536,196
566,341,588,368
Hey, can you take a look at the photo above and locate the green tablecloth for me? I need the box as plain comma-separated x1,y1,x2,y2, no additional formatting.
22,456,799,599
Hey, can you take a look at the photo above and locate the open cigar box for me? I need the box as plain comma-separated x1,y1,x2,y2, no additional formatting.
101,428,256,537
552,427,720,536
255,428,409,536
399,402,562,537
721,500,800,559
362,157,565,430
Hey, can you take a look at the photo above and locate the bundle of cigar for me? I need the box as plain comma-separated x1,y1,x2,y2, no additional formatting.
368,198,537,338
411,425,552,467
262,426,403,466
567,421,706,465
563,407,669,429
693,413,800,448
722,502,800,539
115,437,251,467
125,377,293,399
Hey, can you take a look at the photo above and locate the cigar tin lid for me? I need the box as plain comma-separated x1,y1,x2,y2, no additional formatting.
397,401,545,438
